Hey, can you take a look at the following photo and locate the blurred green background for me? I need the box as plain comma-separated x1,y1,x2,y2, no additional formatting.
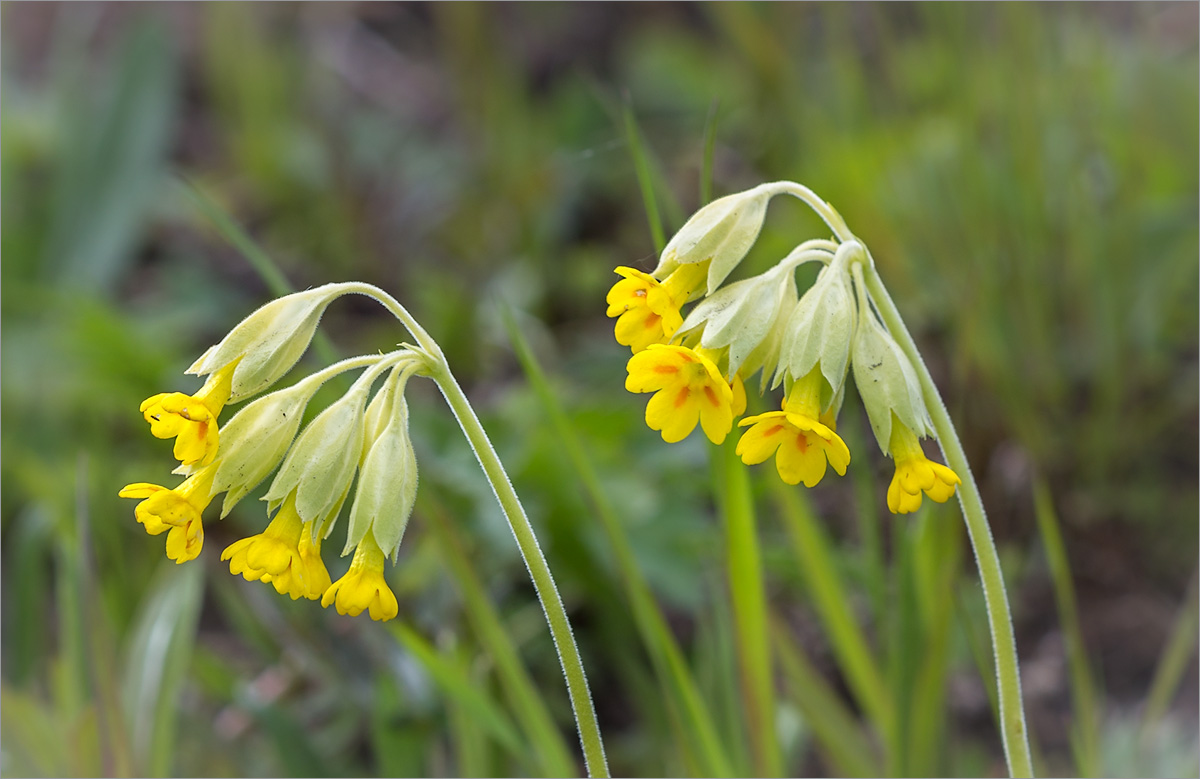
2,3,1197,777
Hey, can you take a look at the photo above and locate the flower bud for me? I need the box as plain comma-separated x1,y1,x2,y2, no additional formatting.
263,376,371,527
187,284,349,401
344,393,418,559
851,306,933,452
212,380,320,516
677,263,796,380
654,187,771,295
776,250,857,395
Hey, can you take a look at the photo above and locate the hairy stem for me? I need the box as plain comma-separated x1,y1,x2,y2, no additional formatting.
862,264,1034,778
429,362,609,778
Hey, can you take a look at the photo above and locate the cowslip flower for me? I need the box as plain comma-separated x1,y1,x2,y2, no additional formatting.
624,344,744,444
886,414,960,514
140,361,237,467
118,466,216,563
736,368,850,487
220,494,331,600
606,263,707,353
322,530,399,621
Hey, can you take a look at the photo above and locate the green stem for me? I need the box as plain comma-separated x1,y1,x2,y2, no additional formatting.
716,441,782,777
428,362,609,778
862,264,1034,778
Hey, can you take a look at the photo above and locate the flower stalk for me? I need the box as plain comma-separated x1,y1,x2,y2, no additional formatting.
608,179,1033,778
427,359,610,778
862,265,1034,778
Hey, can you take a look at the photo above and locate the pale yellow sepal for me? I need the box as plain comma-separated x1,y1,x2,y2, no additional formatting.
187,284,348,401
655,186,771,295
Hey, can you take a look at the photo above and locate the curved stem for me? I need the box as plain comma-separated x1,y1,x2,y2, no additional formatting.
862,264,1034,778
428,361,609,778
762,181,855,242
294,350,410,393
337,282,447,362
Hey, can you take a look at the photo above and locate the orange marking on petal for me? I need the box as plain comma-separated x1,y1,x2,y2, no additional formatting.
653,365,679,374
795,433,809,453
764,424,785,438
644,313,661,330
703,385,719,407
674,386,690,408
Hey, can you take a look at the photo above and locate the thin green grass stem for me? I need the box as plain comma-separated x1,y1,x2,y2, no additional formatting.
1139,570,1199,741
862,264,1034,778
769,481,896,753
1033,478,1100,777
623,99,667,254
427,362,609,778
715,441,783,777
502,308,734,777
423,495,578,777
772,617,881,778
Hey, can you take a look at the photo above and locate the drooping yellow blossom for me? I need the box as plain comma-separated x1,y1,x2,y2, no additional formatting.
118,466,216,563
322,531,398,621
886,416,960,514
140,361,237,467
220,494,331,600
606,263,707,353
736,369,850,487
625,344,741,444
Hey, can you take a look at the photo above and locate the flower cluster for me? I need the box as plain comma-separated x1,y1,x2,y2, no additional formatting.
121,284,423,621
607,184,960,514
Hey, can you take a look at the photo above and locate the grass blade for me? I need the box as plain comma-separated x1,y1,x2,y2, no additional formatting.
768,479,895,750
1033,477,1100,777
714,441,782,777
422,493,577,778
700,99,720,206
176,178,341,368
120,559,205,777
622,96,667,254
773,618,881,777
1139,570,1199,740
388,621,527,765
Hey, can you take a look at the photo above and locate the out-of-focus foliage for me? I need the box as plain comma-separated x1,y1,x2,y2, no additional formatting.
2,3,1196,778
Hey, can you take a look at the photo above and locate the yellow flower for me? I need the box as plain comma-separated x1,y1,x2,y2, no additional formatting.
736,370,850,487
140,362,237,467
606,264,706,353
886,416,960,514
118,467,216,563
625,344,739,444
322,531,398,621
220,494,331,600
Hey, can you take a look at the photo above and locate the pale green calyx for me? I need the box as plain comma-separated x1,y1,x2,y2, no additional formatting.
345,392,418,560
850,301,933,451
654,186,771,295
212,379,320,517
187,283,348,401
678,263,796,380
263,370,373,525
775,242,858,395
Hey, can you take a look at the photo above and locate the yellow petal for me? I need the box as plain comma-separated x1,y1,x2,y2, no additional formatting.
646,386,700,443
698,385,734,444
736,416,788,465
